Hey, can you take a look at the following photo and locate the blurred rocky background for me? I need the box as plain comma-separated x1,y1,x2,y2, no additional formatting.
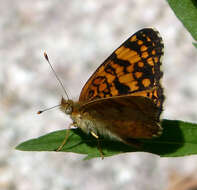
1,0,197,190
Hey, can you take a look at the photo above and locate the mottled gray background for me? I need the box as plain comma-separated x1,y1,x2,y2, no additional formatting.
1,0,197,190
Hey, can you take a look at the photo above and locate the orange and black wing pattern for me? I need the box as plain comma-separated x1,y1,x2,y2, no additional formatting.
79,28,164,113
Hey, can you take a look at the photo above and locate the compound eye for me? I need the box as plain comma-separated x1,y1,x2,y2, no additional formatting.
65,106,72,114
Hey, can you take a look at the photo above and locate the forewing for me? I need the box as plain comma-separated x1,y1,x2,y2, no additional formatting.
79,28,164,113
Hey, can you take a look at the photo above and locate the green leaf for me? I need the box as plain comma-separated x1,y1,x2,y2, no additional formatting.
193,42,197,48
16,119,197,159
167,0,197,43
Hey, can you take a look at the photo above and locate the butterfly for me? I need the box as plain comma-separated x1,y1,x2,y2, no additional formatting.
57,28,164,157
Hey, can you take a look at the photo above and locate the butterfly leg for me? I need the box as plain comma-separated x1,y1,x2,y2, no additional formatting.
90,131,104,160
56,122,74,151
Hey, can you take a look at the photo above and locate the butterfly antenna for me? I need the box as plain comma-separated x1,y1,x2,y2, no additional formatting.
44,52,70,100
37,104,61,114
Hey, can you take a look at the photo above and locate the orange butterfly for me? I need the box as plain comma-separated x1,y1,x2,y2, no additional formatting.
43,28,164,158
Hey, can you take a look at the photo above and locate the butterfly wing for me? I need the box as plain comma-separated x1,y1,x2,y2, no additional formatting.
79,95,162,141
77,28,164,141
79,28,164,114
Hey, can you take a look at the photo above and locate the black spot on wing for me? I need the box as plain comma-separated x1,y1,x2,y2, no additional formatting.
114,77,130,95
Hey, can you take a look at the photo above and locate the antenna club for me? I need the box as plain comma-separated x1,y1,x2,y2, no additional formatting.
37,104,61,114
37,111,43,114
44,52,49,61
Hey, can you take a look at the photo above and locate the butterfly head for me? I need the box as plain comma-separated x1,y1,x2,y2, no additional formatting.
60,97,74,115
